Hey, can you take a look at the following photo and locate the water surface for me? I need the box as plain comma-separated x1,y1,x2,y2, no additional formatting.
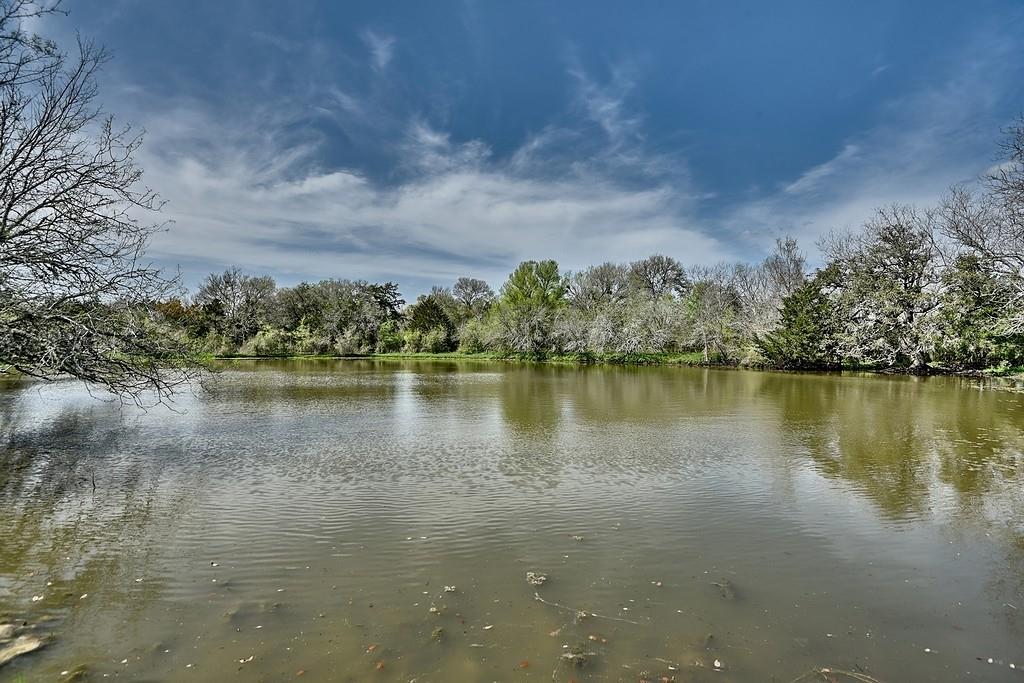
1,360,1023,682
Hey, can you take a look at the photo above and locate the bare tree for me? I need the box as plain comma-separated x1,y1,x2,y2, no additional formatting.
731,261,775,341
452,276,493,314
566,261,630,312
0,0,60,88
0,0,201,403
762,236,806,300
684,264,739,362
727,237,807,352
628,254,688,300
194,267,276,343
941,117,1024,333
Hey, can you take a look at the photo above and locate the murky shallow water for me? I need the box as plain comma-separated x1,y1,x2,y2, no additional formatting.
1,360,1023,682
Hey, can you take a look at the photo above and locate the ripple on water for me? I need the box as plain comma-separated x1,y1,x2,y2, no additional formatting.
1,362,1023,682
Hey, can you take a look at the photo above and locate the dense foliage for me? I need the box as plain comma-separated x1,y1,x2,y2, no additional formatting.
160,121,1024,373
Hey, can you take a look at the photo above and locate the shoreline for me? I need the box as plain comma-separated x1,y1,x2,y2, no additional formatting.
210,351,1024,380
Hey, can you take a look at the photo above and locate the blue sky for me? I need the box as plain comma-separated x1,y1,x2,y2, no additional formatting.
50,1,1024,295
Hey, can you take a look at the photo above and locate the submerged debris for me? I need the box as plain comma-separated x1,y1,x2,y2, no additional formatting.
789,668,885,682
526,571,548,586
0,626,49,668
533,592,640,625
430,626,445,642
60,664,89,681
560,642,595,668
711,579,737,600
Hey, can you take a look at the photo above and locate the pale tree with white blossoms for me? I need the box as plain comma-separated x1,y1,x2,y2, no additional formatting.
819,205,942,371
941,117,1024,336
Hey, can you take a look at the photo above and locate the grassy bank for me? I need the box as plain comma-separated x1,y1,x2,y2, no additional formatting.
209,351,1024,380
213,350,710,366
370,350,709,365
981,365,1024,378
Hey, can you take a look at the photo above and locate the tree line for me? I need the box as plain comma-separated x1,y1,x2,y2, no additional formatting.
160,121,1024,374
2,0,1022,408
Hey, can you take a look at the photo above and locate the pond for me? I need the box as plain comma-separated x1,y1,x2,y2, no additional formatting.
1,360,1022,682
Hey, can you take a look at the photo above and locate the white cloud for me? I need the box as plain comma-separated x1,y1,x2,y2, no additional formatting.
136,103,724,292
361,29,395,72
783,144,860,195
568,62,642,148
719,25,1021,260
119,22,1020,292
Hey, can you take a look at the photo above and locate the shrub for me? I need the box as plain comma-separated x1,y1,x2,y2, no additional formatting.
457,318,492,353
376,320,403,353
402,329,424,353
422,326,450,353
240,328,295,356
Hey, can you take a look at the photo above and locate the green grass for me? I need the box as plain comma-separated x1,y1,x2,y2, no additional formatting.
981,364,1024,377
368,351,496,360
370,350,712,367
213,350,714,367
542,351,708,365
210,351,1024,377
213,353,344,360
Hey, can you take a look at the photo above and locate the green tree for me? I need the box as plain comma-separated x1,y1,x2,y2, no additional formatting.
407,295,454,334
500,260,566,308
495,260,566,355
271,282,321,331
941,118,1024,336
405,294,456,351
194,268,276,344
375,319,403,353
932,253,1023,369
758,265,842,369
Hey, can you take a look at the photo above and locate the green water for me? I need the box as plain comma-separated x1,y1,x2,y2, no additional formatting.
1,360,1022,682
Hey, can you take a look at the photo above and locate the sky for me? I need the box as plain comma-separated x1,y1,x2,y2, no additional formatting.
42,0,1024,296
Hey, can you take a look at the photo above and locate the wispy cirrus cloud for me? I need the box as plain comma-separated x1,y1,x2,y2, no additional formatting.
568,60,643,149
361,29,396,72
718,21,1023,259
112,12,1022,294
123,54,729,294
783,144,861,195
139,103,723,293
